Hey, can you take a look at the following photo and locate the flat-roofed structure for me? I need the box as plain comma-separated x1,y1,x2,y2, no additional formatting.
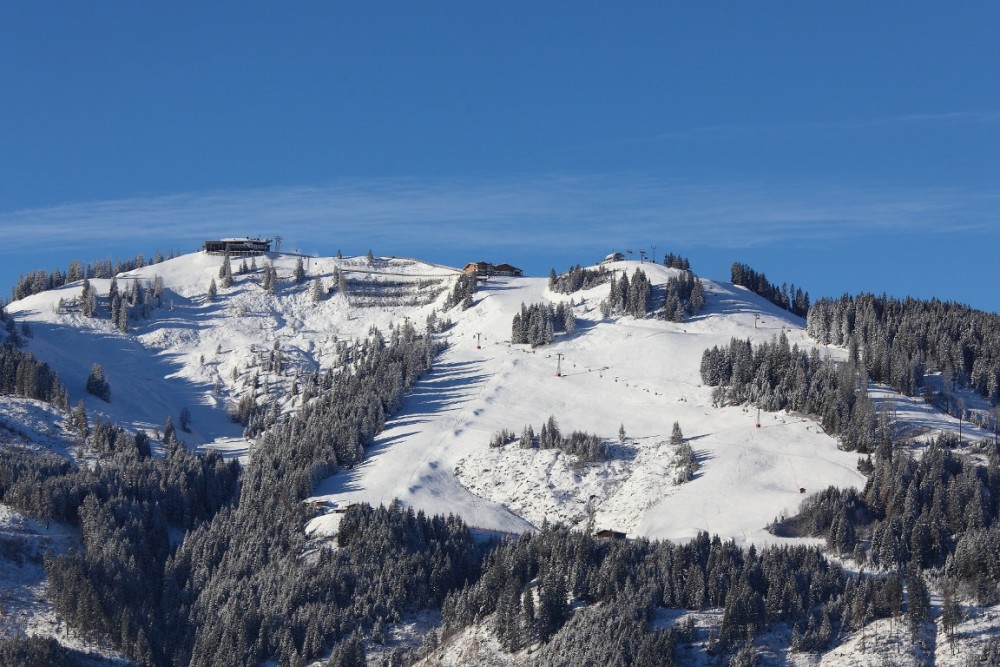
204,238,271,256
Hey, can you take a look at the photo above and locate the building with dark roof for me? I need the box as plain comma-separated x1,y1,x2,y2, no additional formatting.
203,238,271,256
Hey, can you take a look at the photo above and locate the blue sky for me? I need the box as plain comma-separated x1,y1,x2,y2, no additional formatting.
2,3,999,311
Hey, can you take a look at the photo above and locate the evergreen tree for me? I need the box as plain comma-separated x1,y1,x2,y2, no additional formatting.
81,278,97,317
116,301,129,332
261,264,277,294
690,278,705,313
907,568,931,639
564,304,576,333
163,415,176,445
670,421,684,445
941,583,961,645
86,363,111,401
207,278,217,302
219,253,233,288
310,277,324,303
293,257,306,284
70,400,89,439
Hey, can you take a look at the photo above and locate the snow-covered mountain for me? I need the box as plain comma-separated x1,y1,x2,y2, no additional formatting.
2,249,996,665
3,252,856,541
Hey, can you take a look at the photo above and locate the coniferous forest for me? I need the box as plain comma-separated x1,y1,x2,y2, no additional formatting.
731,262,810,318
808,293,1000,406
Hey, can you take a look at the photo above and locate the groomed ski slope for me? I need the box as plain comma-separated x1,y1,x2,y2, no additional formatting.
310,261,870,545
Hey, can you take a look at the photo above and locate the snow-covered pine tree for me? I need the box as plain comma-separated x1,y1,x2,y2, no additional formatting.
86,363,111,401
310,277,324,302
220,253,233,288
670,421,684,445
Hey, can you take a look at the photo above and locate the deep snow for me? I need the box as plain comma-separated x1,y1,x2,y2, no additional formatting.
4,250,998,664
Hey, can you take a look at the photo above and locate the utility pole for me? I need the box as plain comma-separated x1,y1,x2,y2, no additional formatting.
476,333,481,350
556,353,563,377
638,250,646,264
756,407,761,428
651,245,657,264
626,249,633,261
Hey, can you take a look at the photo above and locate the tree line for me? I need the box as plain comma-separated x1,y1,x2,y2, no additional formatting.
661,270,706,322
701,333,882,452
662,252,691,270
600,268,652,319
10,250,177,302
0,302,69,408
548,265,612,294
808,293,1000,406
441,525,899,664
443,272,478,310
731,262,809,318
491,416,610,464
789,436,1000,609
512,302,576,346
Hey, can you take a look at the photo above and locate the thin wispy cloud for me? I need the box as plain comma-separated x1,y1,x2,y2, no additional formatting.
646,111,1000,143
0,175,994,261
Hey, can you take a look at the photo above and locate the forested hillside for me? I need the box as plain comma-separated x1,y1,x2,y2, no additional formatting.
1,250,998,666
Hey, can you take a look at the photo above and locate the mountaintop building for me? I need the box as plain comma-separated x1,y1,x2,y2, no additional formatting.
462,261,524,278
203,238,272,256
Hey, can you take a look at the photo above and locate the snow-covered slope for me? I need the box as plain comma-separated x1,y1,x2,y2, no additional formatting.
0,397,77,457
5,250,999,664
7,253,456,458
306,261,868,544
6,252,987,546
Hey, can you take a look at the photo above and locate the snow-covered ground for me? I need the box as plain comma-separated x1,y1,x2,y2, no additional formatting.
308,262,866,546
0,396,77,457
7,251,991,545
453,436,682,535
7,254,456,458
5,250,1000,663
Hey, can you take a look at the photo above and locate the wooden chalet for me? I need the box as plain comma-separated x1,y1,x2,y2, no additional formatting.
463,261,490,277
595,529,627,540
462,261,523,278
492,263,523,277
602,252,625,264
203,237,272,256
